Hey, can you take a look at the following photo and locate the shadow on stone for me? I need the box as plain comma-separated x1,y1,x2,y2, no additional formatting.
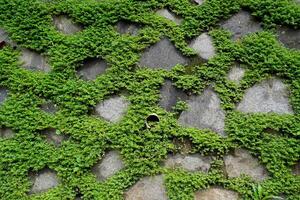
77,58,108,81
0,128,15,139
19,49,51,72
276,26,300,50
29,168,59,194
116,21,141,36
53,15,83,35
41,128,68,147
92,151,124,181
139,37,189,70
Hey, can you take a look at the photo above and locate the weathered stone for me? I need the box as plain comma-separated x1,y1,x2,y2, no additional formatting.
277,26,300,49
220,10,262,40
41,101,57,114
173,137,193,154
77,58,108,80
194,0,204,5
156,9,183,25
195,187,239,200
124,175,168,200
227,64,245,83
0,28,16,46
41,128,67,147
139,38,189,70
19,49,51,72
53,16,82,35
0,128,15,139
292,161,300,175
159,80,188,111
179,88,225,136
92,151,124,181
189,33,216,60
164,153,211,172
224,149,269,182
116,21,141,36
29,169,59,194
0,88,8,105
94,96,129,123
237,78,293,114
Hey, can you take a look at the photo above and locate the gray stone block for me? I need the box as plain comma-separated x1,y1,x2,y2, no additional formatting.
227,64,245,84
116,21,141,36
189,33,216,60
0,128,15,139
293,160,300,176
277,26,300,49
41,128,67,147
77,58,108,81
53,16,83,35
0,88,8,105
195,187,239,200
156,9,183,25
40,101,57,114
19,49,51,72
29,169,59,194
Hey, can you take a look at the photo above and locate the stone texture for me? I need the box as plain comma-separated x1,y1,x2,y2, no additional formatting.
0,28,16,46
0,128,15,139
53,16,82,35
92,151,124,181
29,169,59,194
277,26,300,49
139,38,189,70
195,187,239,200
41,101,57,113
95,96,129,123
220,10,262,40
179,88,225,136
19,49,51,72
156,9,183,25
189,33,216,60
173,137,193,154
227,64,245,83
292,161,300,175
0,88,8,105
237,78,293,114
224,149,269,182
164,153,211,172
77,58,108,80
41,128,67,146
159,80,188,111
194,0,204,5
116,21,141,36
124,175,168,200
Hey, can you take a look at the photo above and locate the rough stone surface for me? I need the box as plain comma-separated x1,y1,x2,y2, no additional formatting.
0,28,16,46
139,38,189,70
29,169,59,194
19,49,51,72
159,80,188,111
292,161,300,175
220,10,262,40
164,153,211,172
224,149,269,182
173,137,193,154
189,33,216,60
92,151,124,181
237,78,293,114
0,88,8,105
116,21,141,36
195,187,239,200
0,128,15,139
227,64,245,83
124,175,168,200
95,96,129,123
41,102,57,113
41,128,67,146
77,58,108,80
179,88,225,136
53,16,82,34
194,0,204,5
277,26,300,49
156,9,182,25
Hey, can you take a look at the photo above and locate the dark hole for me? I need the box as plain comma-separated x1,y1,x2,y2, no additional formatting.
0,41,6,48
145,113,160,128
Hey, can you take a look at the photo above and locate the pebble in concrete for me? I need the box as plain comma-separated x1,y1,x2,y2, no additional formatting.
224,149,269,182
41,101,57,114
0,88,8,105
53,16,83,35
237,78,294,114
41,128,67,147
92,151,124,181
139,38,189,70
227,64,245,84
124,175,168,200
220,10,262,40
277,26,300,49
94,96,129,123
189,33,216,60
19,49,51,72
116,21,141,36
29,169,59,194
159,80,188,111
195,187,239,200
179,88,226,136
77,58,108,81
164,153,211,172
0,128,15,139
156,9,183,25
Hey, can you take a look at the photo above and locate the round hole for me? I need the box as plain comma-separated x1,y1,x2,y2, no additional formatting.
145,113,160,128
